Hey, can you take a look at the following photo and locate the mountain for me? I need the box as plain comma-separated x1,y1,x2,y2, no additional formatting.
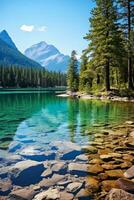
24,41,70,72
0,30,41,68
0,30,17,50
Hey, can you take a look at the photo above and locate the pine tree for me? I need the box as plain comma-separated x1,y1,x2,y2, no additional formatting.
118,0,134,89
67,50,79,92
85,0,125,91
79,53,88,91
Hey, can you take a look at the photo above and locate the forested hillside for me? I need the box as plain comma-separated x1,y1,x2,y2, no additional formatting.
0,65,66,88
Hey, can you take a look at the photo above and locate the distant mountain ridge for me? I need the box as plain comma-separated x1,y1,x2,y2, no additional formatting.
0,30,41,68
0,30,17,50
24,41,70,72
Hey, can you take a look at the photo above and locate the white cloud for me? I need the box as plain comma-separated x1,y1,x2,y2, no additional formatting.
37,26,47,32
20,25,34,32
20,25,47,33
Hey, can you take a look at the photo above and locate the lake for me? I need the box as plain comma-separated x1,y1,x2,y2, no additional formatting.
0,91,134,199
0,91,134,151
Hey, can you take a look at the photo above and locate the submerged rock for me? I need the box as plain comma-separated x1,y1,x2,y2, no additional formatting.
100,153,122,161
51,161,67,174
89,158,103,164
105,170,124,178
10,188,36,200
39,174,65,189
60,191,74,200
100,155,114,161
51,141,81,160
8,141,22,153
19,147,56,161
88,164,103,174
0,167,9,179
68,163,89,176
75,154,89,162
81,146,98,154
105,188,134,200
75,188,91,199
10,160,44,186
41,168,53,178
0,178,12,196
60,148,81,160
67,182,83,193
33,188,60,200
86,177,99,192
57,180,72,187
102,180,118,192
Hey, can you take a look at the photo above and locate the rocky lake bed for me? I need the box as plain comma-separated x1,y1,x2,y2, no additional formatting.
0,120,134,200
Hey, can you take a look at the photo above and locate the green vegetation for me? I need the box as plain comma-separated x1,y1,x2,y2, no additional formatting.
0,65,66,88
67,50,79,92
67,0,134,94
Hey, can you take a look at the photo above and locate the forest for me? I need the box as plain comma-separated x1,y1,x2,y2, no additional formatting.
67,0,134,94
0,65,66,88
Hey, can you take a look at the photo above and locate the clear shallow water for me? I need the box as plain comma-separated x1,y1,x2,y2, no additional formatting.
0,92,134,152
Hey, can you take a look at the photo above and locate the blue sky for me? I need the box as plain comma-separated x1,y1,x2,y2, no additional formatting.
0,0,94,56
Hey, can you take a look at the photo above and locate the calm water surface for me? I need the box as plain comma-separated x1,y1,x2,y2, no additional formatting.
0,92,134,152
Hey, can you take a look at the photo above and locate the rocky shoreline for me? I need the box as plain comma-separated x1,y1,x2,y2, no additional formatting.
0,121,134,200
57,93,134,102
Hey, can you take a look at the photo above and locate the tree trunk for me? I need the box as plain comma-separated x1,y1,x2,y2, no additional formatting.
127,0,133,89
105,61,110,91
128,57,133,89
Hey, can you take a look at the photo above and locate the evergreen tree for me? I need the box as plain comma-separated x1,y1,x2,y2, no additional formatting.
84,0,125,91
118,0,134,89
0,65,67,88
79,53,88,91
67,50,79,92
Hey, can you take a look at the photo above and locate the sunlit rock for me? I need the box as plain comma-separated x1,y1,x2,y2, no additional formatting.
10,160,44,186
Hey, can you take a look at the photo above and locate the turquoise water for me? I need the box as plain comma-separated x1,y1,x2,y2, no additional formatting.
0,92,134,151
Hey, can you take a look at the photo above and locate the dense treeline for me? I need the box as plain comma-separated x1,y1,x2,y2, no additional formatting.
67,0,134,93
0,65,66,88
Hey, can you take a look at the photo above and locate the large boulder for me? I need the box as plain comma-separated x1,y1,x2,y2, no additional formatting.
9,160,44,186
105,188,134,200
